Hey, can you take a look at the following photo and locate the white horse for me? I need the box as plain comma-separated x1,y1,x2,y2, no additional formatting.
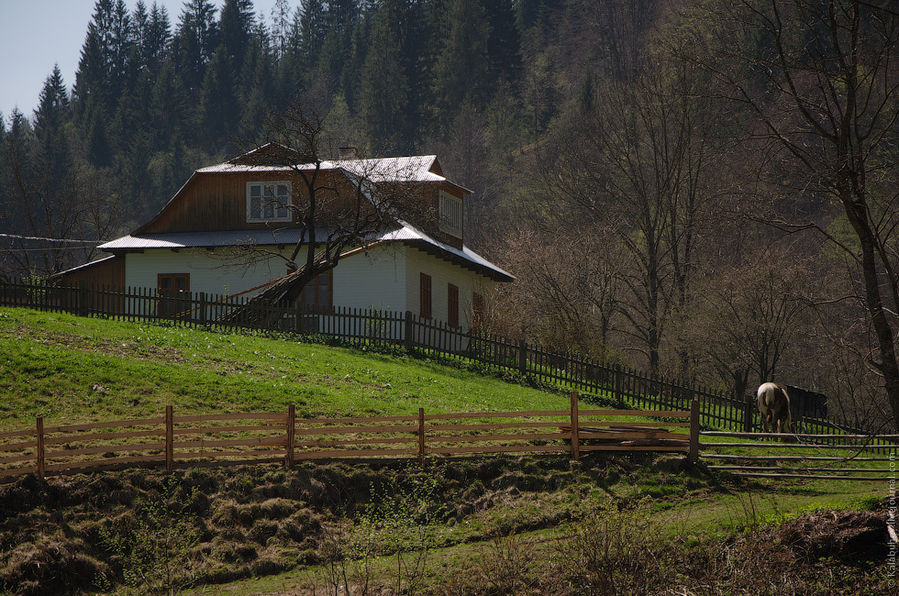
756,382,794,435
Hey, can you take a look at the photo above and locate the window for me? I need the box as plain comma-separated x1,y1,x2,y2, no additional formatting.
438,190,463,238
420,273,432,319
299,269,333,312
247,181,292,222
448,283,459,327
157,273,189,317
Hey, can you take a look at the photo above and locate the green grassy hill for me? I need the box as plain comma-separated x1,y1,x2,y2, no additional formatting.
0,307,892,595
0,308,575,430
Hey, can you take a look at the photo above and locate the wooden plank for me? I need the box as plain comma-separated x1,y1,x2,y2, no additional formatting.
576,431,686,440
175,436,285,449
44,454,165,472
427,432,568,443
173,425,280,435
44,429,164,444
295,424,418,435
298,414,418,424
557,421,692,428
294,448,417,459
579,445,689,452
174,449,282,459
429,444,568,455
0,466,32,479
729,472,889,482
579,409,691,418
700,454,894,461
709,465,893,473
295,436,419,448
0,428,35,440
424,410,568,420
700,442,895,449
175,412,285,422
426,421,569,432
0,452,36,465
45,418,164,433
45,443,165,458
701,431,899,440
0,439,37,452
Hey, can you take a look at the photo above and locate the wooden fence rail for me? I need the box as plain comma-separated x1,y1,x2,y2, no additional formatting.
0,394,694,481
698,429,898,481
0,280,882,439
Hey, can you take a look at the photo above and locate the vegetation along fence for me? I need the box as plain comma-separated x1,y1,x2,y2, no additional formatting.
0,394,695,481
0,280,884,440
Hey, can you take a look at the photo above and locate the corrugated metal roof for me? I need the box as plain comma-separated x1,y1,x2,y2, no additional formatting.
98,229,319,250
197,155,446,183
96,223,514,282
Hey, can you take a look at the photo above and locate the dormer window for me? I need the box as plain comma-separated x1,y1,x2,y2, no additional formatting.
439,190,463,238
247,181,292,223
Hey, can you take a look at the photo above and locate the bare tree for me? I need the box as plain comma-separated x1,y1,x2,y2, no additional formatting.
544,61,719,375
228,100,429,320
693,0,899,427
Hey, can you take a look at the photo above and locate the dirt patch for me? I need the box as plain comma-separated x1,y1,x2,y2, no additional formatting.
777,509,891,564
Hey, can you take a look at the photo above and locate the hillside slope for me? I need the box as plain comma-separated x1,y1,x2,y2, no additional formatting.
0,308,569,430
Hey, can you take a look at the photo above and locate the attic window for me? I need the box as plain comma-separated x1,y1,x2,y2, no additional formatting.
247,181,291,223
438,191,463,238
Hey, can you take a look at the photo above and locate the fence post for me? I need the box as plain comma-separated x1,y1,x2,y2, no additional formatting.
78,282,88,316
286,404,296,468
743,393,753,433
198,292,207,326
36,417,45,479
688,399,700,463
418,407,426,465
519,339,528,376
165,405,174,472
570,391,580,461
405,311,414,352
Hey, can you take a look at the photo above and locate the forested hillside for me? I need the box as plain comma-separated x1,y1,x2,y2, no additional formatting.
1,0,897,430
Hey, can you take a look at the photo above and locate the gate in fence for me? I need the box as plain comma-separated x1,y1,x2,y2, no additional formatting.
699,430,898,482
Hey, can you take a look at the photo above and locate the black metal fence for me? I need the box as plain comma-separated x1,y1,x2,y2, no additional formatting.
0,281,881,438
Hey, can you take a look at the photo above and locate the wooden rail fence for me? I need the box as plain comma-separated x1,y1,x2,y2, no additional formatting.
698,430,898,481
0,280,883,440
0,394,694,481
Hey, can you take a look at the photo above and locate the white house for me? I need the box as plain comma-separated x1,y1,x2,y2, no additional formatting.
58,146,513,330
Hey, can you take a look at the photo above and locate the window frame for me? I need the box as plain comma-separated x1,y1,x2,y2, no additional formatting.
246,181,292,223
438,190,463,238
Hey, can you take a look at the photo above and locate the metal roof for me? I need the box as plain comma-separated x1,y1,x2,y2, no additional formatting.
96,223,514,282
197,155,449,184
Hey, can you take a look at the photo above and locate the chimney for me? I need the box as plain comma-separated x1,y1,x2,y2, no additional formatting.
338,146,359,160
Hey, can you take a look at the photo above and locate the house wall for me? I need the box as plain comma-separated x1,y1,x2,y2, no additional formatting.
333,245,407,313
57,255,125,288
124,248,293,299
404,246,491,330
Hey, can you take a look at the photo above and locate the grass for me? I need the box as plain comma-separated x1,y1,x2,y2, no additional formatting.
0,306,893,595
0,307,582,430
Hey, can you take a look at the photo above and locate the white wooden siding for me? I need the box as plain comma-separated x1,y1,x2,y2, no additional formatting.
332,245,407,312
124,248,296,298
405,246,492,330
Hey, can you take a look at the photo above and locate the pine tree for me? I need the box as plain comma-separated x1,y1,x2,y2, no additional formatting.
218,0,256,75
198,51,239,146
33,66,73,197
431,0,490,116
484,0,522,86
360,0,410,153
172,0,218,95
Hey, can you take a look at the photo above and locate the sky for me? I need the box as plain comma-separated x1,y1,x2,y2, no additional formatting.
0,0,281,121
